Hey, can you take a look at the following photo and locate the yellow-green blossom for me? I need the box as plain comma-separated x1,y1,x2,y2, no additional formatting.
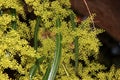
0,0,118,80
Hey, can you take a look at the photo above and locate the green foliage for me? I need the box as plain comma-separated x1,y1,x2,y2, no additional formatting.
10,9,17,30
47,17,62,80
70,13,79,75
0,0,120,80
29,56,45,80
42,63,51,80
34,16,41,51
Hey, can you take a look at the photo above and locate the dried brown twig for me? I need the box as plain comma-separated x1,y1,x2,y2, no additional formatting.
82,0,95,29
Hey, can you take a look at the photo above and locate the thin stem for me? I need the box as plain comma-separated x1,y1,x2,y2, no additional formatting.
82,0,95,29
62,63,70,77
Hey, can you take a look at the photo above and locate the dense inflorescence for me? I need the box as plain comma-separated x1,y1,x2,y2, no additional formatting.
0,0,120,80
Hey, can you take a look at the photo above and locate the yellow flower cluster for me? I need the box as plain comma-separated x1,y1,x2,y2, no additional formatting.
17,21,31,40
0,71,9,80
0,30,37,79
0,0,119,80
0,14,13,26
0,0,25,17
97,66,120,80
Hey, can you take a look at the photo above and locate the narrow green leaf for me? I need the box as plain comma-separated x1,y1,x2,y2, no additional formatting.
70,13,79,74
36,56,45,65
56,18,61,28
29,64,38,80
48,18,62,80
11,9,16,17
11,21,17,30
34,16,41,50
42,63,51,80
10,9,17,30
70,14,77,30
29,56,45,80
30,16,43,80
74,36,79,74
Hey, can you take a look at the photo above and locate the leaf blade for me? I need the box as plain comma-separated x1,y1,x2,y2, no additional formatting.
47,18,62,80
29,64,38,80
34,16,41,50
70,13,79,74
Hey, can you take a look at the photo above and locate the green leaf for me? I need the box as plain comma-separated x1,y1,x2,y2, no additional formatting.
70,14,77,30
29,64,38,80
47,18,62,80
31,16,43,80
42,63,51,80
29,56,45,80
56,18,61,28
10,9,17,30
11,21,17,30
34,16,41,50
70,13,79,74
36,56,45,65
74,36,79,74
11,9,16,17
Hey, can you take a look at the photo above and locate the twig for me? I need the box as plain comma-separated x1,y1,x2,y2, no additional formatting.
82,0,95,29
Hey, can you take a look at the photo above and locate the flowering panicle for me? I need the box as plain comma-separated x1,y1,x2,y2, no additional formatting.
0,0,119,80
